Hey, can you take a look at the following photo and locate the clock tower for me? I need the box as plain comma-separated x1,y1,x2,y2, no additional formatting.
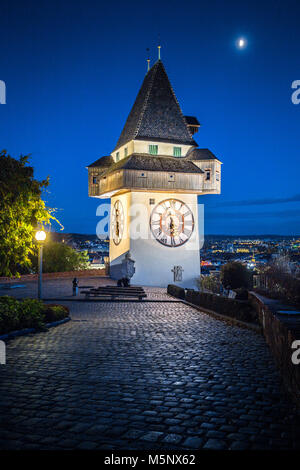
87,57,221,287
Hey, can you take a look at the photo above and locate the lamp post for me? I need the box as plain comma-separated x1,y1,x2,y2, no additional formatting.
35,230,46,300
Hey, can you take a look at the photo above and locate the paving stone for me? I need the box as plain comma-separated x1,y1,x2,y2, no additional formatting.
58,439,80,448
200,422,215,430
0,292,299,451
104,426,127,437
163,434,183,444
69,423,92,433
122,429,144,440
203,439,228,450
141,431,164,442
206,430,226,439
85,424,108,435
230,440,250,450
183,437,204,449
77,441,99,450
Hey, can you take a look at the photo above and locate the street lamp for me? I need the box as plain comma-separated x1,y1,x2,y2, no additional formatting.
35,230,46,300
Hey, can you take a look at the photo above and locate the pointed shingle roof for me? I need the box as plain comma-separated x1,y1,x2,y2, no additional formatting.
113,60,197,151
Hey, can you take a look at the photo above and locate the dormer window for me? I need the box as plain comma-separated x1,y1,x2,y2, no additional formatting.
116,152,120,162
173,147,181,157
124,147,128,158
205,169,211,181
149,145,158,155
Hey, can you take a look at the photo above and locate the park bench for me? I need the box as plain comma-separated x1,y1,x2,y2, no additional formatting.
81,286,147,301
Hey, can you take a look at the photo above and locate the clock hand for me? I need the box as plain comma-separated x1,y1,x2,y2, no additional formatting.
169,216,176,237
115,208,120,237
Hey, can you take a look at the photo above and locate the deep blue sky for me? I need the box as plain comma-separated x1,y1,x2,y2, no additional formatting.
1,0,300,235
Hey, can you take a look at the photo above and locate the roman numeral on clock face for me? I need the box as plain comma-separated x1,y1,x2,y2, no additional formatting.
150,198,194,247
153,227,162,237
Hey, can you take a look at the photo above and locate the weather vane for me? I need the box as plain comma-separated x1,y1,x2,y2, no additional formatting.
146,48,150,72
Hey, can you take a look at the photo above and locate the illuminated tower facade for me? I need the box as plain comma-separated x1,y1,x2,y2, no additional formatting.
88,57,221,287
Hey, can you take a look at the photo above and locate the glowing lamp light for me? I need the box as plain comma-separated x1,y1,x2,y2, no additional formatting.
35,230,46,242
35,230,46,300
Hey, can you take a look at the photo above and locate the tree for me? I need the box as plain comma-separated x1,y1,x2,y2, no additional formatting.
220,262,251,289
0,150,59,277
33,242,89,273
196,274,221,293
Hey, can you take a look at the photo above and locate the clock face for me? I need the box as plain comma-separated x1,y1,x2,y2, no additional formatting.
111,200,124,245
150,198,194,247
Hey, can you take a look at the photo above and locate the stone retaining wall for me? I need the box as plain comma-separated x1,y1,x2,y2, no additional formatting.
0,269,107,282
249,292,300,408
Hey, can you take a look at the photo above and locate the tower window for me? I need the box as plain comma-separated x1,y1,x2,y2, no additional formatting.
216,171,220,182
205,169,211,181
116,152,120,162
173,147,182,157
124,147,128,157
93,177,97,184
149,145,158,155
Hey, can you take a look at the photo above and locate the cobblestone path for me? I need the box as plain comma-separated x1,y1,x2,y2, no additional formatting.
0,301,299,450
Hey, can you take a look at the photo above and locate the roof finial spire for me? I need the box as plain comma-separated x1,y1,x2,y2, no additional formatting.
146,48,150,72
158,44,161,60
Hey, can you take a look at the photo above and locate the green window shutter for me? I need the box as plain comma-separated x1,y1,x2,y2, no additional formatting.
173,147,181,157
149,145,158,155
116,152,120,162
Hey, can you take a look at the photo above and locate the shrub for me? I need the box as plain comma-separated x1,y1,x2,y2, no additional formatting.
196,274,221,294
43,304,69,323
17,299,45,330
261,268,300,306
0,296,20,333
31,242,89,273
220,262,251,289
234,287,249,300
185,290,258,324
0,296,69,334
167,284,185,300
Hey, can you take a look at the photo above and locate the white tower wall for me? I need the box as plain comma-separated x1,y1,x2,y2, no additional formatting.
110,191,200,288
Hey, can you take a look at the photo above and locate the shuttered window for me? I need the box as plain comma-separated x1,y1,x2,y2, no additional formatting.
149,145,158,155
116,152,120,162
173,147,182,157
